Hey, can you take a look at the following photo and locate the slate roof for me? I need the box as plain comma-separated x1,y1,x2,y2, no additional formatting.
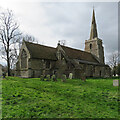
60,45,100,64
24,41,100,64
25,41,57,60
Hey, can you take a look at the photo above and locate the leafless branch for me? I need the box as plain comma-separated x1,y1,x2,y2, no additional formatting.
0,9,21,75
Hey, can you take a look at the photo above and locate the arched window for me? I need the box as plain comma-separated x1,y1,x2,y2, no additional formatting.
90,44,92,49
21,49,27,68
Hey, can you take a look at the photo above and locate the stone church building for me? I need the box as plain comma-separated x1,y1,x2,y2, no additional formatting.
16,9,111,78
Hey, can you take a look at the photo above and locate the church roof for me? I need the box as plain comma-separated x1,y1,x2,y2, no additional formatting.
25,41,57,60
60,45,100,63
24,41,99,64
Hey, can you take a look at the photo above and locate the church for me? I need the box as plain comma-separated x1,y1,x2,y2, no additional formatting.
16,9,111,78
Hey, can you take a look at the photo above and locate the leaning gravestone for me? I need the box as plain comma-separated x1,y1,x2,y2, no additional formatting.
113,80,119,86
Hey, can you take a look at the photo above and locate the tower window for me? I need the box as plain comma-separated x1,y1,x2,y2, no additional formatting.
90,44,92,49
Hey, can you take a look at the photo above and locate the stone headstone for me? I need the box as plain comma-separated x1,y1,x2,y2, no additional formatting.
46,75,50,81
52,75,57,81
2,72,6,78
113,80,119,86
61,74,66,82
40,75,44,81
69,73,73,79
81,72,86,82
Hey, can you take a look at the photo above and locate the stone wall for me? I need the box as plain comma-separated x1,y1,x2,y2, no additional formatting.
28,59,56,78
20,69,28,78
73,63,111,79
16,58,57,78
16,55,111,78
16,41,111,79
56,59,68,78
85,38,104,64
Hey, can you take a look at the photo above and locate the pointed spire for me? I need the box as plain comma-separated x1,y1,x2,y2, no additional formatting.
90,8,98,40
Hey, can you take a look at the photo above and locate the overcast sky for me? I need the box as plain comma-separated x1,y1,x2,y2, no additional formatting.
0,0,118,65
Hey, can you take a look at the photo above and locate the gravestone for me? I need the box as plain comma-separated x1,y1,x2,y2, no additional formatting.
81,72,86,82
61,74,66,82
69,73,73,79
46,75,50,81
40,75,44,81
2,72,6,79
113,80,119,86
52,75,57,81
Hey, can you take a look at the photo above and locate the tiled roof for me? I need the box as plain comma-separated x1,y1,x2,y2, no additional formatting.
61,45,99,63
24,41,100,64
25,41,57,60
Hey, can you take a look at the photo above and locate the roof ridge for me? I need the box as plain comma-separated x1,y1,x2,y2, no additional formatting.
60,45,92,55
60,45,99,63
24,41,56,50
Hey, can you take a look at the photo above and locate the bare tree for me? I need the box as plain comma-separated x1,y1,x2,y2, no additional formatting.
17,34,38,51
108,52,119,76
108,52,119,68
0,9,21,76
23,34,37,43
10,34,38,69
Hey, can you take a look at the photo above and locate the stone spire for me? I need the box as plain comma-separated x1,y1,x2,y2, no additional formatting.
90,8,98,40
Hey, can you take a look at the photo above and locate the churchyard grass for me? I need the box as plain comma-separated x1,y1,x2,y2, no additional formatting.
2,77,119,119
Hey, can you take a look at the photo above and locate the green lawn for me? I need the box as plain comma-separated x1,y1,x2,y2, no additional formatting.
2,77,119,119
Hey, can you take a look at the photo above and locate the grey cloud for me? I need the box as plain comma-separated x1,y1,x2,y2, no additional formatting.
40,2,118,63
0,2,118,65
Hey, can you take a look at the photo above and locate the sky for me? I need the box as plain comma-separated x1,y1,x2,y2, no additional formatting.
0,0,118,66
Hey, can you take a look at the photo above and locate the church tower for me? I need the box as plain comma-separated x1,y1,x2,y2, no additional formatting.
85,8,105,64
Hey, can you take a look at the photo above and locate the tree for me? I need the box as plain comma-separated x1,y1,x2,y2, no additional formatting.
23,34,37,43
10,34,38,69
108,52,119,76
0,9,21,76
108,53,118,68
16,34,38,51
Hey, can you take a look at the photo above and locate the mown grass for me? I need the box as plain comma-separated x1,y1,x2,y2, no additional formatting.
2,77,119,119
